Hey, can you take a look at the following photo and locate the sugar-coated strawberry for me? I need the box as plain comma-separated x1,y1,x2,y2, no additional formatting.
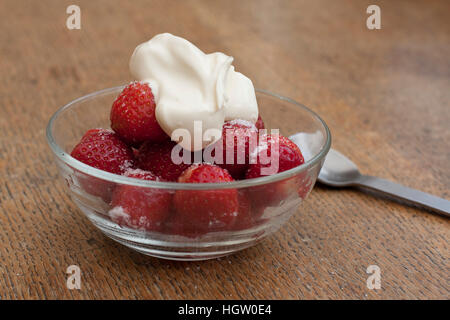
245,134,305,207
110,81,168,147
70,129,134,202
173,164,239,234
136,140,197,182
70,128,134,174
246,134,304,179
122,167,160,180
215,119,258,179
255,115,265,130
109,168,172,232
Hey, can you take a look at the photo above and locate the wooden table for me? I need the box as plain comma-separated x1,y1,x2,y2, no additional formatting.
0,0,448,299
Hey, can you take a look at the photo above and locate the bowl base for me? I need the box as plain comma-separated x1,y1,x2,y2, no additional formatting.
106,234,265,261
77,199,281,261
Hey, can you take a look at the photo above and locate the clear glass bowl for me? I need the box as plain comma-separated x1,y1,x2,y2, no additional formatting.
46,86,331,261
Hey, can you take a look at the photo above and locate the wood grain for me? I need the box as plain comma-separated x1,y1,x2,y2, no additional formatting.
0,0,449,299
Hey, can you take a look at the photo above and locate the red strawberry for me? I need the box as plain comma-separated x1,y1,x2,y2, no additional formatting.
173,164,239,235
109,168,172,232
246,134,304,179
70,128,134,174
245,134,305,207
122,167,160,180
255,115,265,130
136,140,198,182
215,119,258,179
110,81,168,147
70,129,135,202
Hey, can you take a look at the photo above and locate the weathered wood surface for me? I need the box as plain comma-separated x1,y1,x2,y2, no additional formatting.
0,0,448,299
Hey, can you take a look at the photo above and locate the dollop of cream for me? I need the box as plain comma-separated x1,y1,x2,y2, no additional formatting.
129,33,258,151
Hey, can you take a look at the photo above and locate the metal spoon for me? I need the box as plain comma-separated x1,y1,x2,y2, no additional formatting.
317,148,450,217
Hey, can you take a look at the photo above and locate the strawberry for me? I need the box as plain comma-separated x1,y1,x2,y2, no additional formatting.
122,167,160,180
255,115,265,130
246,134,304,179
109,168,172,232
136,140,197,182
110,81,168,147
245,134,305,207
70,129,135,202
173,164,239,234
215,119,258,179
70,128,134,174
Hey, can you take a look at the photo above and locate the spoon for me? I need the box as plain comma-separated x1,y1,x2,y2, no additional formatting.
317,148,450,217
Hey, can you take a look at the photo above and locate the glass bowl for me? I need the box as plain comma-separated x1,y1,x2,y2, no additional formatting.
46,86,331,261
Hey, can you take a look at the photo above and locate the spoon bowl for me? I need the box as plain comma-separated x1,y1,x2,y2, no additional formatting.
318,149,361,186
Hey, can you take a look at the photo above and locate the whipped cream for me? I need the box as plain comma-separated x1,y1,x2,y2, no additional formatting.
129,33,258,151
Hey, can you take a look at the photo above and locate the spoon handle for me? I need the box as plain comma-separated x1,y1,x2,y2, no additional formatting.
355,175,450,217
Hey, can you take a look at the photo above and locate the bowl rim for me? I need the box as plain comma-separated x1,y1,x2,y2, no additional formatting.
46,86,331,190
